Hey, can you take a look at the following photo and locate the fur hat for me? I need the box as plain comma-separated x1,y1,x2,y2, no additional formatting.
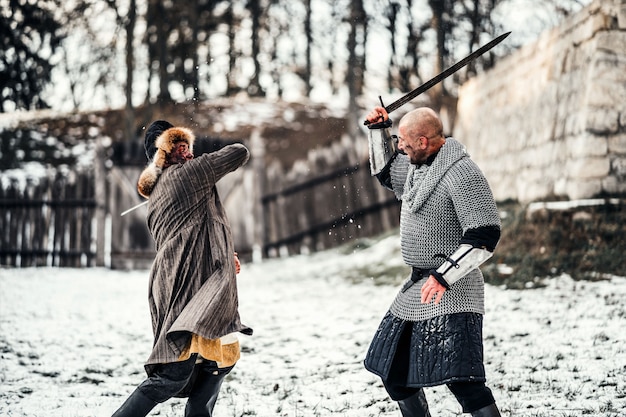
144,120,174,160
137,123,196,198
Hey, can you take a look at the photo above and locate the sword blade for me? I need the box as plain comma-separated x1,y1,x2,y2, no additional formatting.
365,31,511,124
120,200,148,216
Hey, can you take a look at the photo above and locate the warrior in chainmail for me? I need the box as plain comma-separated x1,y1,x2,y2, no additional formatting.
363,106,502,417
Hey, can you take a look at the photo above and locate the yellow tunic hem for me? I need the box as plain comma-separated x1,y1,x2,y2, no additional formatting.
178,333,240,368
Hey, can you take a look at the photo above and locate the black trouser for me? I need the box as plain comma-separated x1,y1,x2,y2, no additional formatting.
113,355,233,417
446,381,496,413
382,322,495,413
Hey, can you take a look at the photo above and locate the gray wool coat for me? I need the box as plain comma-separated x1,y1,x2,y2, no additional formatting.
142,143,252,375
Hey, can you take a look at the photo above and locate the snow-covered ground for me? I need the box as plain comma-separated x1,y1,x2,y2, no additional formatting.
1,235,625,417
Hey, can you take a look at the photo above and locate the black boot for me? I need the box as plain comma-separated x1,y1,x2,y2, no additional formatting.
112,388,158,417
397,389,431,417
184,367,230,417
471,403,501,417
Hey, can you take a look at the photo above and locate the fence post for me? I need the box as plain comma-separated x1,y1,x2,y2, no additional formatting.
94,138,107,266
250,129,266,262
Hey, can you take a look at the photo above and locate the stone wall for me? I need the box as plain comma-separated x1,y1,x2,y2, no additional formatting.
454,0,626,203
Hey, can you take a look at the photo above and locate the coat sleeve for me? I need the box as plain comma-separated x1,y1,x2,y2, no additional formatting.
201,143,250,184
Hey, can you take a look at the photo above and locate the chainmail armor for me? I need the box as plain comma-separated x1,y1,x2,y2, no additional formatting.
388,138,500,322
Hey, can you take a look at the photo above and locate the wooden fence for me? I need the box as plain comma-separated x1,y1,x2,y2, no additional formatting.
261,162,400,257
107,166,155,270
259,133,401,258
1,135,401,268
0,171,99,267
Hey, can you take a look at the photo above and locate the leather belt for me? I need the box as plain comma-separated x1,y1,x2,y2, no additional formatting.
401,267,431,293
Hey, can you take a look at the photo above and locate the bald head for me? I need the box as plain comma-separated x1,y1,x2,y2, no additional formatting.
399,107,444,140
396,107,446,165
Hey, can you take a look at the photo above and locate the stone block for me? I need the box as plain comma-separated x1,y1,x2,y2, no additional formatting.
608,134,626,154
593,31,626,56
498,160,564,203
569,12,605,45
567,156,611,179
566,178,603,200
567,134,608,158
518,179,554,203
530,141,568,167
585,81,625,108
562,111,586,137
616,1,626,29
554,176,569,196
602,175,626,193
584,107,620,134
611,155,626,177
491,175,517,203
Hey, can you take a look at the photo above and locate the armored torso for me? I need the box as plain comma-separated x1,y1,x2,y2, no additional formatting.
388,138,500,321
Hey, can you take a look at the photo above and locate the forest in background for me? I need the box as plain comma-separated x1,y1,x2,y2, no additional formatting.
3,0,589,135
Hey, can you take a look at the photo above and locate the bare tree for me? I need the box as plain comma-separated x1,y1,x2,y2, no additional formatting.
346,0,367,133
123,0,137,140
147,0,172,102
0,0,65,112
246,0,266,97
385,1,401,92
381,0,425,94
188,0,201,102
303,0,313,96
224,2,239,95
23,0,590,114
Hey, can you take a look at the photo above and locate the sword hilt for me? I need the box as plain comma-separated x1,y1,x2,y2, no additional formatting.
363,96,388,126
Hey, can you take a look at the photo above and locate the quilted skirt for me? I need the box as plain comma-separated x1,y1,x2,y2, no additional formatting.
364,311,486,388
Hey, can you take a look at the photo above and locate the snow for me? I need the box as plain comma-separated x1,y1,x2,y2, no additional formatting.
1,235,625,417
527,198,622,214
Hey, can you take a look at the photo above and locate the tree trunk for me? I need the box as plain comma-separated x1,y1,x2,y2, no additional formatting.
154,0,171,102
346,0,366,137
190,0,201,102
304,0,312,97
125,0,136,141
386,2,399,91
428,0,446,110
247,0,264,97
226,4,238,96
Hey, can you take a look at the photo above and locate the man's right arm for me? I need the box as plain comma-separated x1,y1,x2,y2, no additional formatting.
365,106,399,192
202,143,250,184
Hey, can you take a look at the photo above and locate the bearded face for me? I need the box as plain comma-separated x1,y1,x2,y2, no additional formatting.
167,142,194,165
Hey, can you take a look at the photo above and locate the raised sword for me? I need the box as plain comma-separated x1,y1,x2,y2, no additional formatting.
364,31,511,125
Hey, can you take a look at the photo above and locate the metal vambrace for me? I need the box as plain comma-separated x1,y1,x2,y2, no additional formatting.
429,244,494,289
368,121,397,176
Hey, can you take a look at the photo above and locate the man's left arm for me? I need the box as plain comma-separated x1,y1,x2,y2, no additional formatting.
428,225,500,287
234,252,241,274
421,226,500,304
422,164,501,303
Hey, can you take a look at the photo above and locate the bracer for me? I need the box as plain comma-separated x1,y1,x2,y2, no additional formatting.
429,244,494,289
368,119,397,176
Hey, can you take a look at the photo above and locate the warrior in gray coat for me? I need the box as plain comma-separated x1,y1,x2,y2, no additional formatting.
363,107,502,417
112,120,252,417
